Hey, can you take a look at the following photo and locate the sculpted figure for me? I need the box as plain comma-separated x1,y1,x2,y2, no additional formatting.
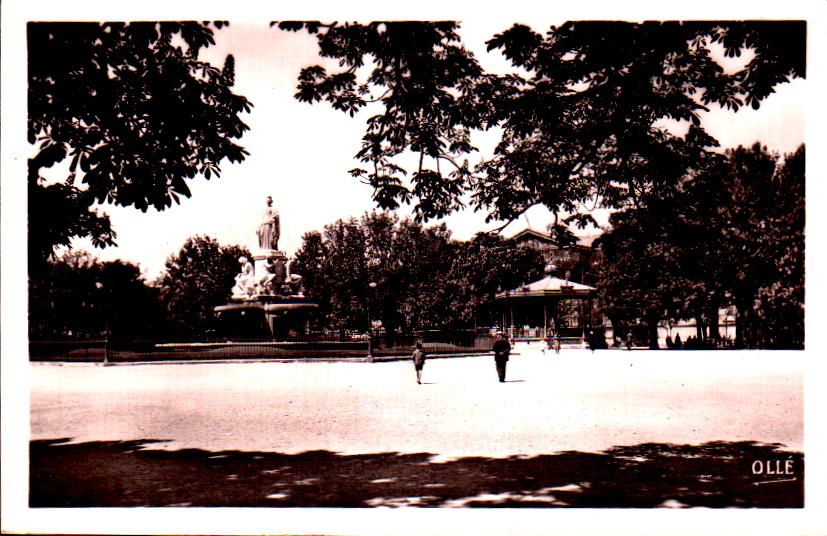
288,273,305,297
232,256,256,298
257,256,279,294
257,196,281,250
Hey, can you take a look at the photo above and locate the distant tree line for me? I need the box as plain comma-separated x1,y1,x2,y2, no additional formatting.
29,250,163,340
291,212,545,334
28,220,544,341
29,236,248,341
594,143,804,349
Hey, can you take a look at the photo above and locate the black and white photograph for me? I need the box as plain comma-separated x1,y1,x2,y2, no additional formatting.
2,1,826,535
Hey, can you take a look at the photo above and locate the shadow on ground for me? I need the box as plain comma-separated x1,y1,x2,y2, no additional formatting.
30,439,803,508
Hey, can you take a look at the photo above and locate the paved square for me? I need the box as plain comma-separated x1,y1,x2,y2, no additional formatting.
31,345,803,456
29,344,803,508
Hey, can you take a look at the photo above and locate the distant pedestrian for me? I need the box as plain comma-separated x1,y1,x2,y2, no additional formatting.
492,332,512,383
412,343,426,384
546,330,561,354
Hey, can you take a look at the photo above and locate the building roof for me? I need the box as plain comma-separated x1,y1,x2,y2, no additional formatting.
509,227,595,252
495,276,596,300
510,228,554,243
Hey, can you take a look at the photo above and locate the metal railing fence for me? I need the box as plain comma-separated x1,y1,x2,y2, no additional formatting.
29,331,495,363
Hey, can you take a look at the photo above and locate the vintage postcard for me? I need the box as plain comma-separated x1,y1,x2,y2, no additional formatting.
3,1,826,535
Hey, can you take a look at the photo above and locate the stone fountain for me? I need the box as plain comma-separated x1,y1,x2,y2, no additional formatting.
213,196,318,339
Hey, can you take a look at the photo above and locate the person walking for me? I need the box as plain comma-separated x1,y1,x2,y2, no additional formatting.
412,343,426,384
492,332,512,383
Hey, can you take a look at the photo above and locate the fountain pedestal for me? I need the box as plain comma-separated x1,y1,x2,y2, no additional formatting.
215,249,317,340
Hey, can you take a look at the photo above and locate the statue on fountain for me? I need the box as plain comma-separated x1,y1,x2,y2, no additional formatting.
288,273,305,297
231,256,257,299
256,255,284,295
229,198,305,300
217,199,318,338
257,196,280,251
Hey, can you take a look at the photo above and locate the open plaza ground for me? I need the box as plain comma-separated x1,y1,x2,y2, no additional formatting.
27,343,805,509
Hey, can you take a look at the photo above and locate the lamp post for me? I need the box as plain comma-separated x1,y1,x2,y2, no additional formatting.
95,281,110,366
367,281,377,361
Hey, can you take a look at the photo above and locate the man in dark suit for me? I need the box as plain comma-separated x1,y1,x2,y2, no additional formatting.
492,332,512,383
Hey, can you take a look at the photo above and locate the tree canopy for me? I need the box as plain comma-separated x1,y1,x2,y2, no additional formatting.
444,232,546,329
29,250,162,339
279,20,804,237
277,21,490,220
291,212,544,333
156,236,250,339
28,21,252,268
291,212,454,333
595,143,804,349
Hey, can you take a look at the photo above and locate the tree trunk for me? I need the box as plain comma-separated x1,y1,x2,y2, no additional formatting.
646,310,660,350
707,294,721,343
734,299,744,348
747,299,759,349
735,293,754,349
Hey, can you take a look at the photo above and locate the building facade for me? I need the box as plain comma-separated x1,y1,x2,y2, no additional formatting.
509,228,596,285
